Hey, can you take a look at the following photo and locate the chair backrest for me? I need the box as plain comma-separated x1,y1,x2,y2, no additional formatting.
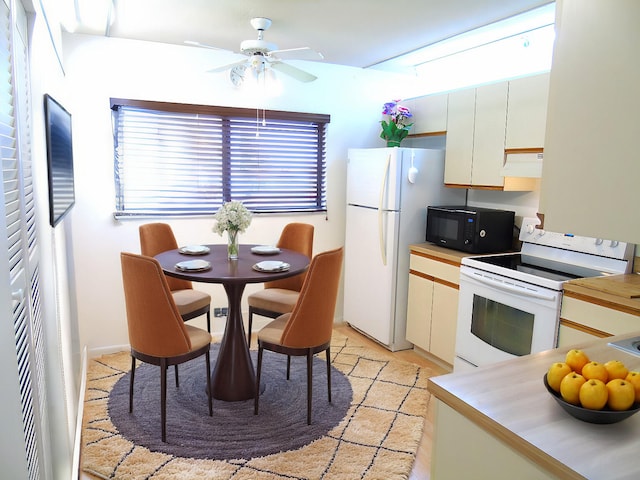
279,247,343,348
265,222,314,291
139,222,193,292
120,252,192,357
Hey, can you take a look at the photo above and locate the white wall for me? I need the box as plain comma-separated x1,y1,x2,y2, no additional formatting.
61,33,410,355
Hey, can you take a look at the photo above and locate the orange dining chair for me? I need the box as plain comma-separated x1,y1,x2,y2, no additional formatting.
246,223,314,346
139,223,212,333
254,247,343,425
120,252,213,442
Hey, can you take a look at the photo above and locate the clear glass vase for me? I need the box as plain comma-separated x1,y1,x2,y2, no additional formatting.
227,230,239,260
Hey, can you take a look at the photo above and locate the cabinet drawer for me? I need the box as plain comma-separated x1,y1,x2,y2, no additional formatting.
410,255,460,286
561,296,640,336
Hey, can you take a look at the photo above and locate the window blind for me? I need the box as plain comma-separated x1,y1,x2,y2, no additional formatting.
112,100,329,217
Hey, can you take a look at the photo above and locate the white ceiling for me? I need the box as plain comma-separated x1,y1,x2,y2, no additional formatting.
70,0,554,69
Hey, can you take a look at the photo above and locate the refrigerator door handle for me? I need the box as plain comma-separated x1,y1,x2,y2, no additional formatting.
378,154,392,265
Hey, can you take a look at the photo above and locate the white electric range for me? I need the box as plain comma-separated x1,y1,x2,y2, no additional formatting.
454,217,635,371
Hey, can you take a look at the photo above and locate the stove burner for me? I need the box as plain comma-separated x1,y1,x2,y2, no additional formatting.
469,254,581,283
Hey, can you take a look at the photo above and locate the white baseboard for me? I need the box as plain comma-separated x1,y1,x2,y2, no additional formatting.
71,346,87,480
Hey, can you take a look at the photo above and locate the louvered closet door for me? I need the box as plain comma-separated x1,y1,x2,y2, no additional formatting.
0,0,45,478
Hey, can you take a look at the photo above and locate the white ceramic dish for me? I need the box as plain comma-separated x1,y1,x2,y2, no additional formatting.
175,259,211,272
251,245,281,255
178,245,210,255
252,260,290,272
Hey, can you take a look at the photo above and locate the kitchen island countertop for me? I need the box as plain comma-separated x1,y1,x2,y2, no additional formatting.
428,331,640,479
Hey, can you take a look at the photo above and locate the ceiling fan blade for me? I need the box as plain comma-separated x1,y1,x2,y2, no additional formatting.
270,61,317,83
207,58,247,73
184,40,228,51
269,47,324,61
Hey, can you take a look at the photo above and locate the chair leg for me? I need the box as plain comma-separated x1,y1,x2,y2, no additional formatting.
205,350,213,416
286,355,291,380
206,309,211,333
306,349,313,425
160,359,168,442
247,308,254,347
129,356,136,413
174,365,179,388
254,345,263,415
326,347,332,403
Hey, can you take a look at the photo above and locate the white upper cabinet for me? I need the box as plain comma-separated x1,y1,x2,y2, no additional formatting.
505,73,550,150
443,88,475,185
405,92,449,134
472,82,509,187
444,83,507,188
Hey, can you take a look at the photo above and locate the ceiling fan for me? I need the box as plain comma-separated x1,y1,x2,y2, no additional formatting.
187,17,323,85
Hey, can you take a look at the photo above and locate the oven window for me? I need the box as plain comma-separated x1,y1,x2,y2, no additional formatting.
470,295,534,356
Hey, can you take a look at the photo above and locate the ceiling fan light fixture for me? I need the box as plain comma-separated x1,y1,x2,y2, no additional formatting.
202,16,321,84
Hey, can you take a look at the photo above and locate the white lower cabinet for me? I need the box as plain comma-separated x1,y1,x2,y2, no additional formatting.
406,252,460,365
558,292,640,347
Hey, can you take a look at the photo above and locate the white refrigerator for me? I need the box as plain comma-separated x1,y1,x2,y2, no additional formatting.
344,147,464,351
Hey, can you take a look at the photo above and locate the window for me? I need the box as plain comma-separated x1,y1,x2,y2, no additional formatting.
111,99,330,217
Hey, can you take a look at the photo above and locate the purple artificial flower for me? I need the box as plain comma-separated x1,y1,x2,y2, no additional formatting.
382,101,398,116
396,105,412,118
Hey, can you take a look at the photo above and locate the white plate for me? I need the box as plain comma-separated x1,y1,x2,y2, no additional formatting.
175,259,211,272
251,245,281,255
252,261,290,272
179,245,210,255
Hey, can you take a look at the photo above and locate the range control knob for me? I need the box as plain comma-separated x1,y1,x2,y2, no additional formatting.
610,240,619,247
595,238,604,246
526,224,535,234
537,229,546,237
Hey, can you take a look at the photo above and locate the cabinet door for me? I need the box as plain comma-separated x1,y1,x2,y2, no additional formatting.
505,73,550,149
444,89,475,185
429,282,459,365
560,295,640,338
557,325,601,348
406,93,448,134
406,271,433,352
471,82,508,187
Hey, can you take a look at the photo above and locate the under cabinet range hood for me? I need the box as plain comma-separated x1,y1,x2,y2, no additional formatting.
501,150,543,177
501,149,543,191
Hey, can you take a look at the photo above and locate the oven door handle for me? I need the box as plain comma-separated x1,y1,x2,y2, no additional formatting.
460,270,557,301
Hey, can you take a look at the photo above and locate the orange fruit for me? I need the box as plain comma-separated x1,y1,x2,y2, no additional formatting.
606,378,636,411
579,379,608,410
565,349,589,374
581,361,608,383
624,371,640,403
560,372,586,405
604,360,629,381
547,362,572,392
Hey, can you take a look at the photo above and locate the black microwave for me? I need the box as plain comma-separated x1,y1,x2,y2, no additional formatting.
426,206,515,253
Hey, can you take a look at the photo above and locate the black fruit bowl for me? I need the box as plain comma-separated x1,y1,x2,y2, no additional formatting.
543,374,640,424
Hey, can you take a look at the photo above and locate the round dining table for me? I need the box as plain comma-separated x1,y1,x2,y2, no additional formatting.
155,244,309,401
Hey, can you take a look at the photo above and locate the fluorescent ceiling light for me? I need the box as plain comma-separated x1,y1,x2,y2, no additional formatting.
373,3,555,73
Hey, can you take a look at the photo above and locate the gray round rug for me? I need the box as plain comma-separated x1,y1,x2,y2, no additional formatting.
108,344,353,460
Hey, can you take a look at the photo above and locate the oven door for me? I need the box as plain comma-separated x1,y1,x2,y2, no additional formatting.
454,265,561,372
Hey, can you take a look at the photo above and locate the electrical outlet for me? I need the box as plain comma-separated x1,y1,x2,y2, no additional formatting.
220,307,228,317
213,308,228,317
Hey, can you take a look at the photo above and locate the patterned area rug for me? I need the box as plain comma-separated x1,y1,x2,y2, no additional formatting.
82,331,434,479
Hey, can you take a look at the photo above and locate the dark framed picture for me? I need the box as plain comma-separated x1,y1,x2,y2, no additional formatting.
44,94,75,227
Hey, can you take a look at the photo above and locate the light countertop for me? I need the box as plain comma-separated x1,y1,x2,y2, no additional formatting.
428,331,640,480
